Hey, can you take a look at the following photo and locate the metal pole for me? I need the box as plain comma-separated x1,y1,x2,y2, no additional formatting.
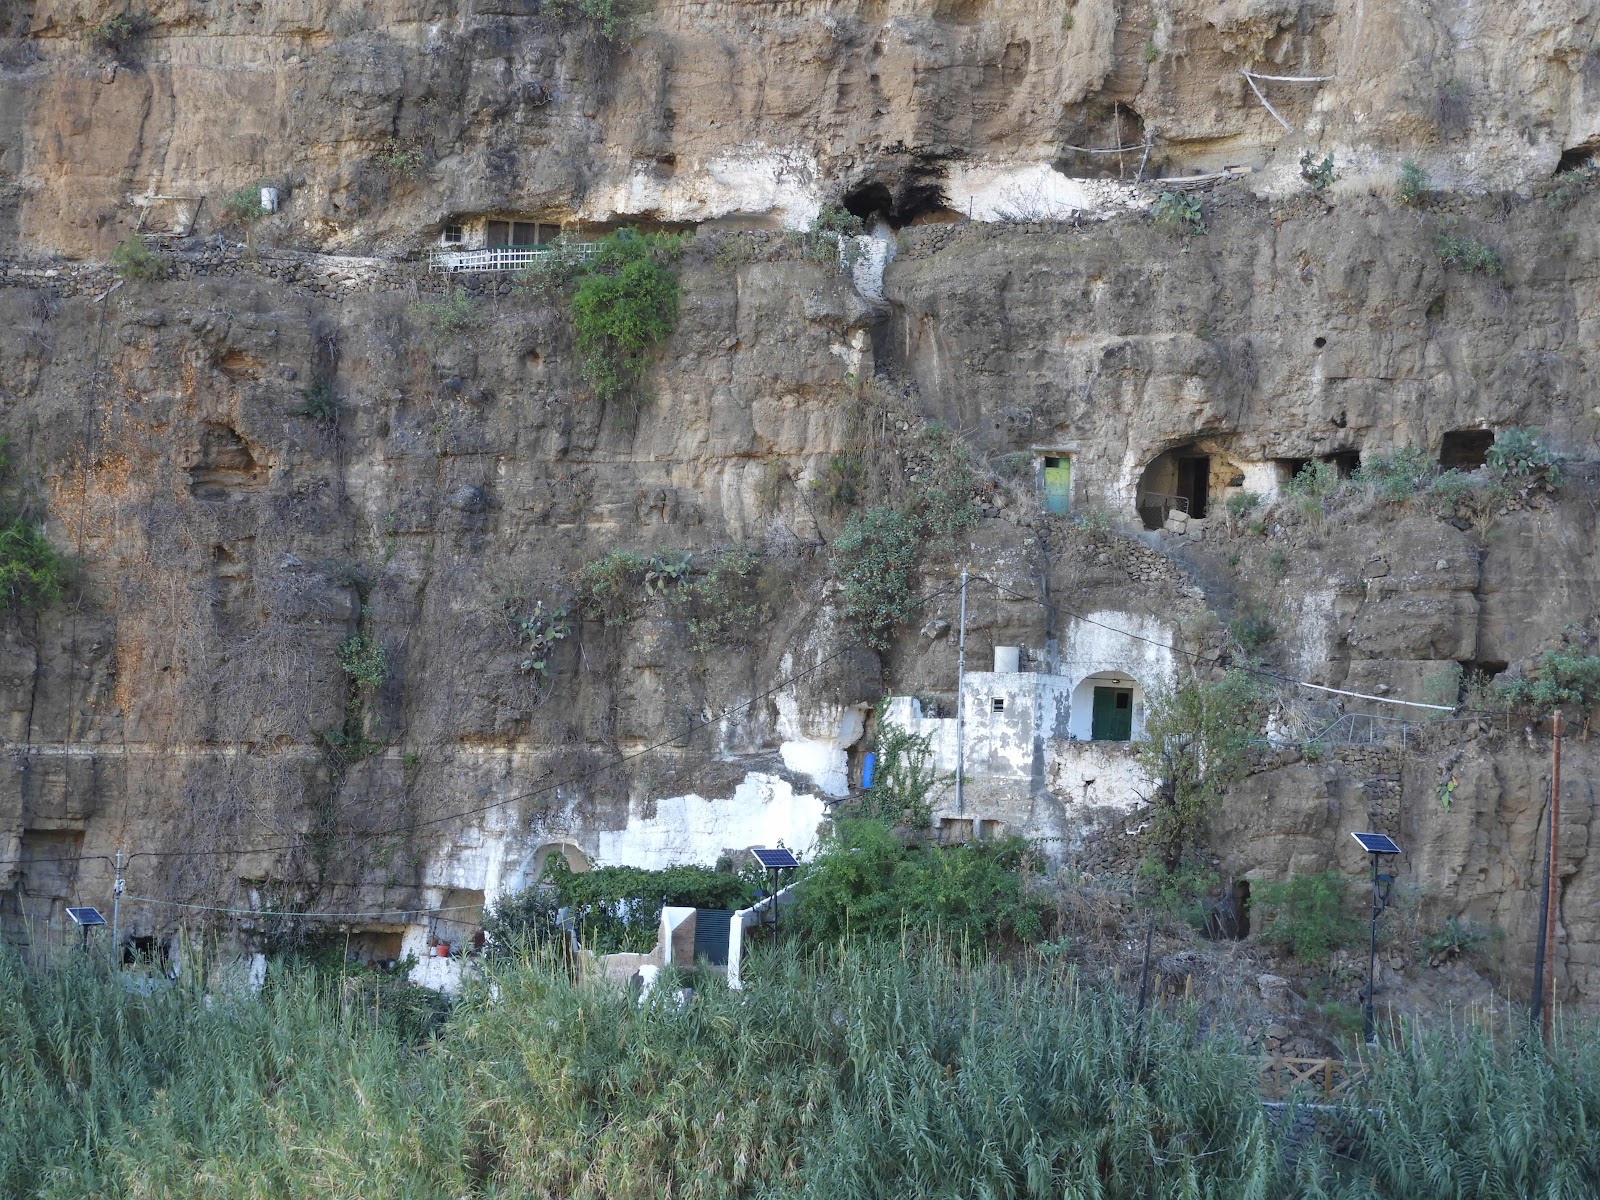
1364,851,1379,1043
111,848,124,967
954,567,969,817
1543,710,1562,1041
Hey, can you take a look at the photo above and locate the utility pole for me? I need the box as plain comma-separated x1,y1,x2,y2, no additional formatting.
954,567,969,817
1544,710,1562,1041
110,848,125,967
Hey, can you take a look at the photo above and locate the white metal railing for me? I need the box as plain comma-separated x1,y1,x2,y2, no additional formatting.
427,243,601,273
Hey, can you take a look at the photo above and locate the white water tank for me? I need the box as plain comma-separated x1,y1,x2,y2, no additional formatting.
993,645,1021,673
259,186,280,214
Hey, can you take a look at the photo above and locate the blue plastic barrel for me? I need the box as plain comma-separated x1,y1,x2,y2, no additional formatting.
861,752,876,789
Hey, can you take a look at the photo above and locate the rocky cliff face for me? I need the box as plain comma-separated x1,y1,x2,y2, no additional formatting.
2,0,1598,1002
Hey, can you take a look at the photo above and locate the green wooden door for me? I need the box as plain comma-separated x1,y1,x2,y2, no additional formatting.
1091,687,1134,741
1043,457,1071,515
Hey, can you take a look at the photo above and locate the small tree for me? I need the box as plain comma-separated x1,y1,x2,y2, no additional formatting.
851,705,948,828
1137,673,1266,869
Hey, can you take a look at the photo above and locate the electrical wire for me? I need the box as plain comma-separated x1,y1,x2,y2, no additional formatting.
970,572,1481,716
113,579,963,867
122,895,486,922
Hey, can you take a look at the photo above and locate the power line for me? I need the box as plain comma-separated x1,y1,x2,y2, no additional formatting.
122,895,486,922
116,579,963,868
971,573,1459,714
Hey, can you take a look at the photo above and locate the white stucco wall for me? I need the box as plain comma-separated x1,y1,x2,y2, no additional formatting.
1057,612,1177,713
592,772,826,869
1047,740,1158,834
943,162,1144,222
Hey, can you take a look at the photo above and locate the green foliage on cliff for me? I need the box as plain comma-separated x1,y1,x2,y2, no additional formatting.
0,440,68,614
336,630,388,691
0,516,67,612
1492,648,1600,719
570,228,685,403
846,705,947,828
1437,233,1502,276
543,0,642,40
831,505,924,650
1137,673,1267,869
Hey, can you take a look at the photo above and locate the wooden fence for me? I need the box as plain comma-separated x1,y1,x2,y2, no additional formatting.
1259,1055,1364,1100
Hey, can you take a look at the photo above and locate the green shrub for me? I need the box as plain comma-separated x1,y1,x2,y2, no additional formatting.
1283,458,1340,503
111,234,165,282
220,184,270,224
1396,160,1428,205
847,705,948,828
1486,426,1562,488
574,549,648,623
372,138,426,176
570,228,684,402
0,516,68,612
542,859,755,954
411,287,483,333
1548,164,1599,209
1254,871,1362,966
1437,233,1502,275
336,630,388,690
1422,916,1495,963
796,820,1046,945
1225,490,1260,516
798,203,866,265
811,453,865,509
1135,858,1221,932
1427,467,1478,509
1151,190,1205,235
1138,673,1266,868
830,506,922,650
1228,607,1276,652
685,546,764,651
542,0,640,40
88,11,143,52
1492,648,1600,718
1353,445,1433,500
907,421,982,537
513,600,570,676
288,383,340,424
1300,151,1339,191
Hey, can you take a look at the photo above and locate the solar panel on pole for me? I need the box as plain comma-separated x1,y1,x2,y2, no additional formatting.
752,848,800,870
1351,832,1401,856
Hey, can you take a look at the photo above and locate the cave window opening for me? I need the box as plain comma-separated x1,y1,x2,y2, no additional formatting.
991,697,1006,714
977,819,1004,840
1276,458,1312,487
1136,444,1224,528
840,179,951,229
1440,429,1495,471
1328,450,1361,477
1555,142,1599,175
1459,660,1509,701
1313,336,1327,349
1207,879,1251,940
441,223,464,245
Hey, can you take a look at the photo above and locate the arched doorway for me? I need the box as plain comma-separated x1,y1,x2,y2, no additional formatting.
1068,672,1146,741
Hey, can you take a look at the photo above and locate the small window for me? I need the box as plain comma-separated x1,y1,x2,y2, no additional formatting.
1115,692,1130,710
1440,429,1494,471
441,223,464,245
978,819,1004,840
991,697,1006,714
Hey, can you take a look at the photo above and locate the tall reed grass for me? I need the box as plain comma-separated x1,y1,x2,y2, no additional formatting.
2,944,1596,1198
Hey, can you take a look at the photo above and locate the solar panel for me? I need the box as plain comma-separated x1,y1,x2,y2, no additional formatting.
66,907,106,926
1351,832,1402,855
752,847,800,870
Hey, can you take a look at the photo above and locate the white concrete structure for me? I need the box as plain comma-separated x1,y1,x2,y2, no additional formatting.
882,617,1176,846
